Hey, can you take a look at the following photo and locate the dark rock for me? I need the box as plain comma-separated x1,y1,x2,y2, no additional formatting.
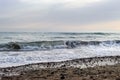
60,74,65,80
50,72,54,74
8,42,21,50
116,77,120,80
12,43,21,50
90,76,93,79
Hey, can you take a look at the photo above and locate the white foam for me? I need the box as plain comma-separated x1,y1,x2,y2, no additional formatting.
0,45,120,68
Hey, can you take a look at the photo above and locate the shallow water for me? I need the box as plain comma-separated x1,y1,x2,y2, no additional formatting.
0,32,120,67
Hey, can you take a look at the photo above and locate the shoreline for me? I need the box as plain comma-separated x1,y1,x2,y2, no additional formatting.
2,64,120,80
0,56,120,77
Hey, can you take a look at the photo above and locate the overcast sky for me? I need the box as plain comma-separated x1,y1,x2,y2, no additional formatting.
0,0,120,32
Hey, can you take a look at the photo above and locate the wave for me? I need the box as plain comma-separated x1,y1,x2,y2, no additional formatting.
0,40,120,51
59,32,112,35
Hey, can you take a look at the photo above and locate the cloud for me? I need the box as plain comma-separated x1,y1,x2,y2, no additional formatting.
0,0,120,32
41,0,120,25
20,0,102,6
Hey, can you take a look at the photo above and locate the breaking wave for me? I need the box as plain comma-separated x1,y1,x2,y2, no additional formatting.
0,40,120,51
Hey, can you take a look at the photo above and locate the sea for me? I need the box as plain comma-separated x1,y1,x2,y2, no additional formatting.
0,32,120,67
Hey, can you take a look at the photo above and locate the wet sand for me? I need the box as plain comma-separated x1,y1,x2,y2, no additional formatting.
0,56,120,80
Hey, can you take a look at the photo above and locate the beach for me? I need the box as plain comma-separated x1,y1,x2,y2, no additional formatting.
0,32,120,80
0,56,120,80
1,0,120,79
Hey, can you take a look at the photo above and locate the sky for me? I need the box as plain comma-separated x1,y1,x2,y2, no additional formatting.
0,0,120,32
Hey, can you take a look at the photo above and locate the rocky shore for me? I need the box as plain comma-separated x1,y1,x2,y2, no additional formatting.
0,56,120,80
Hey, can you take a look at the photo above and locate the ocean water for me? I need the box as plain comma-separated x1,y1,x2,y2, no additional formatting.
0,32,120,67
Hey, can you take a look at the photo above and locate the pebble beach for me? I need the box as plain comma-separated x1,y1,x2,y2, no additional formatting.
0,56,120,80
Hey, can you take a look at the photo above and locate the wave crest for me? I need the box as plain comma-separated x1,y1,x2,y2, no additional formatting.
0,40,120,51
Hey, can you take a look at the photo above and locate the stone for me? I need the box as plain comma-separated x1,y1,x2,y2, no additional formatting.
9,43,21,50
